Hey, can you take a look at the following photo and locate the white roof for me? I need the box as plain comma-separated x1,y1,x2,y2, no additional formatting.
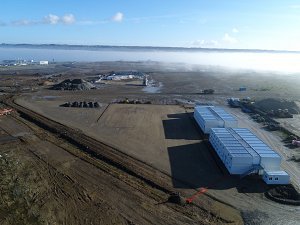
194,106,237,122
211,128,281,160
264,170,288,176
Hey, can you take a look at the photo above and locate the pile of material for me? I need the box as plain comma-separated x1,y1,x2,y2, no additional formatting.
266,184,300,205
116,98,151,104
254,98,299,114
52,79,95,91
60,101,100,108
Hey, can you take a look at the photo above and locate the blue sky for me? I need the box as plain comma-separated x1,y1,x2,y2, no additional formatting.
1,1,300,50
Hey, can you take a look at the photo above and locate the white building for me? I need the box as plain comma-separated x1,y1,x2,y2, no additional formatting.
106,75,134,80
263,171,290,185
39,61,49,65
209,127,290,184
194,106,238,134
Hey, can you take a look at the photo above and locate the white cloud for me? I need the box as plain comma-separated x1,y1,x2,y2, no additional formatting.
44,14,60,25
12,19,35,26
7,12,127,27
232,28,239,33
44,14,76,25
78,20,109,25
112,12,124,22
223,33,238,44
192,39,219,47
62,14,76,24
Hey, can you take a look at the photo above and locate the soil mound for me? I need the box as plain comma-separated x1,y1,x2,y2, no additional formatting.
265,184,300,205
254,98,299,114
51,79,95,91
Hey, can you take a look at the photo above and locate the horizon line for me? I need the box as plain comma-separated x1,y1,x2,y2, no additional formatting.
1,43,299,54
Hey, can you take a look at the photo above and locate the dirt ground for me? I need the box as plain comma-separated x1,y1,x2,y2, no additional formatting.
15,100,204,175
14,97,300,225
1,61,300,224
1,112,240,225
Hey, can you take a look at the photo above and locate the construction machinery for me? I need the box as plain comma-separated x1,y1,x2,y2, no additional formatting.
227,98,240,108
0,108,13,116
268,109,293,118
203,89,215,94
292,140,300,147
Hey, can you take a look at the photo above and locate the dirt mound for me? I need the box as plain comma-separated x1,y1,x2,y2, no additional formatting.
42,80,55,86
51,79,95,91
290,154,300,162
254,98,300,114
265,184,300,205
60,101,100,108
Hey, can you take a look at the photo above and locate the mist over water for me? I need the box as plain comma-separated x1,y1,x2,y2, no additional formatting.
1,47,300,73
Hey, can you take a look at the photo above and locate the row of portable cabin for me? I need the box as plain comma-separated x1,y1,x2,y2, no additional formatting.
194,106,238,134
194,106,290,184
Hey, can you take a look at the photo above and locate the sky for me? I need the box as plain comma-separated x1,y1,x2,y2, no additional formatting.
1,0,300,50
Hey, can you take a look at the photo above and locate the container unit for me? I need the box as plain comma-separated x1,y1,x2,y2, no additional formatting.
260,154,281,171
233,128,282,171
194,106,238,134
212,107,238,128
209,128,288,182
194,107,223,134
263,170,290,184
209,128,256,174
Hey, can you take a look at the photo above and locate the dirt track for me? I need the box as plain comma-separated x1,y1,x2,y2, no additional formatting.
0,95,242,225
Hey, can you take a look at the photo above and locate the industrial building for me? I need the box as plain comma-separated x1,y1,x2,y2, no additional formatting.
194,105,238,134
39,61,49,65
209,127,290,184
193,105,289,184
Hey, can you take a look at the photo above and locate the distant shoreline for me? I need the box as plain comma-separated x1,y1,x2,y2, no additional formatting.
1,43,299,54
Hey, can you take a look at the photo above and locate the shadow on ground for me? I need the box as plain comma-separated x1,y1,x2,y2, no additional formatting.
162,112,201,140
164,113,269,193
167,142,269,193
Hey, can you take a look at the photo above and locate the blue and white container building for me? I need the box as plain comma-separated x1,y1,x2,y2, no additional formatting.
193,106,238,134
193,105,290,185
209,128,289,184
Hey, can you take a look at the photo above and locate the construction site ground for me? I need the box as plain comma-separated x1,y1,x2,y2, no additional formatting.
1,61,300,224
12,94,300,225
0,106,241,225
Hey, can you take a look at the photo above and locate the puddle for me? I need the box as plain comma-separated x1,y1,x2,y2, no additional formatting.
142,80,163,93
32,95,60,100
43,96,60,99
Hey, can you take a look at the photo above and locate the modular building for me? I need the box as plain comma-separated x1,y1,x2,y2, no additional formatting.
263,170,290,185
209,127,289,184
194,106,238,134
39,61,49,65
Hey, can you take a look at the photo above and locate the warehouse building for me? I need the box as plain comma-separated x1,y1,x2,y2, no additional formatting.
194,106,238,134
209,127,290,184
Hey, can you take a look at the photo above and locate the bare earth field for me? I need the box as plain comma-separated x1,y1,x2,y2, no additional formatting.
15,97,300,225
1,111,240,225
1,61,300,225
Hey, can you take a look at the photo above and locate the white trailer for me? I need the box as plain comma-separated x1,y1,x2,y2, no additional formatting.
263,170,290,184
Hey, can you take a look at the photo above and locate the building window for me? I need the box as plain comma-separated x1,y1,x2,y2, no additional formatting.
269,177,272,180
275,177,278,181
